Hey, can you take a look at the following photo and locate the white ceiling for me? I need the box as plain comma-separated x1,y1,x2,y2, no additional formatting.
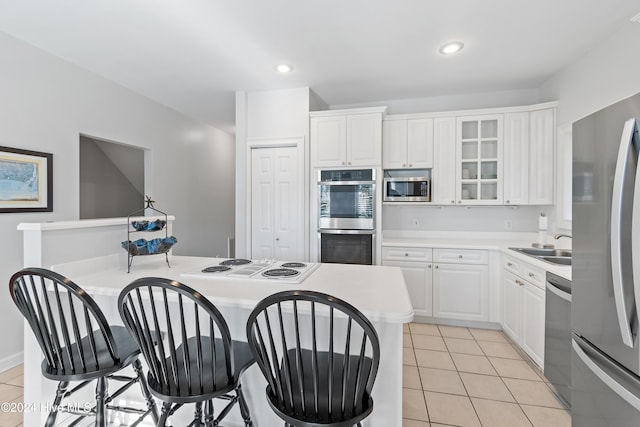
0,0,638,134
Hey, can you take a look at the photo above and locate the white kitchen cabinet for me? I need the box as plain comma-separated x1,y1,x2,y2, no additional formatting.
529,108,555,205
311,108,385,167
433,248,489,321
433,263,489,321
456,115,503,205
382,120,407,168
503,112,530,205
521,280,545,367
251,146,301,260
432,117,457,205
502,255,546,368
310,116,346,167
503,108,555,205
382,246,433,317
383,260,433,316
502,272,522,342
383,118,434,169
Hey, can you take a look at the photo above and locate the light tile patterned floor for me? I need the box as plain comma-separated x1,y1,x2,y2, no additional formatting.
0,364,24,427
402,322,570,427
0,326,571,427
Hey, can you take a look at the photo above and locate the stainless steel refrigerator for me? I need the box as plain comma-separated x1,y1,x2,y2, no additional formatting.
572,92,640,426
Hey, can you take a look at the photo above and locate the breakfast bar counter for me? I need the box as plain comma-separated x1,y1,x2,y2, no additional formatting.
18,219,412,426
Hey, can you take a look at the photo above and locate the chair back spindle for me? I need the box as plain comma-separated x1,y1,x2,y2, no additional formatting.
246,290,380,425
9,268,119,378
118,278,236,399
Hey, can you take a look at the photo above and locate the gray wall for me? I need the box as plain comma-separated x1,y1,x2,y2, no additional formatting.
0,31,235,368
79,137,144,219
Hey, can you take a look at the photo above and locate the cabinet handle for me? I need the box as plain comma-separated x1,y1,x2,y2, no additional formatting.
506,200,510,204
348,162,352,165
451,200,455,204
435,265,439,269
516,280,524,286
507,262,513,267
403,164,406,167
404,253,409,257
276,238,280,241
458,201,462,204
528,272,535,277
342,162,346,165
409,164,413,167
428,265,432,268
458,255,463,259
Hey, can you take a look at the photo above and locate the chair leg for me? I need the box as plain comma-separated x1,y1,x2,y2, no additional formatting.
193,402,203,426
204,400,215,427
95,377,108,427
133,358,159,423
236,384,253,427
157,402,171,427
45,381,69,427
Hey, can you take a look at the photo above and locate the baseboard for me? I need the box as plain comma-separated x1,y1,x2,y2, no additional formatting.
411,315,502,330
0,351,24,373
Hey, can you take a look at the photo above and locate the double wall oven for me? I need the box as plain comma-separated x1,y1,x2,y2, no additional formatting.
317,169,375,265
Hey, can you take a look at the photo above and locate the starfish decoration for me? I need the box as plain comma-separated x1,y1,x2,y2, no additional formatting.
144,195,156,209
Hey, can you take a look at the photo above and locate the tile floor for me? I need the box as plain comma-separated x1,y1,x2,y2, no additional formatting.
402,322,570,427
0,326,571,427
0,364,24,427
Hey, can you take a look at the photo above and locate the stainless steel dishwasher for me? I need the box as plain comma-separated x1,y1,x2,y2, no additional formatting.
544,272,572,408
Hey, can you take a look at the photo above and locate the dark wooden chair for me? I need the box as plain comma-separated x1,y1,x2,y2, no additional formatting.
118,277,255,427
9,268,158,427
246,290,380,427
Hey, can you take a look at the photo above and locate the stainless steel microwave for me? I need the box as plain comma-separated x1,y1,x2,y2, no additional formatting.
383,177,430,202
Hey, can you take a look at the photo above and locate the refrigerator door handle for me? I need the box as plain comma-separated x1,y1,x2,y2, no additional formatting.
572,339,640,411
610,118,638,348
631,119,640,343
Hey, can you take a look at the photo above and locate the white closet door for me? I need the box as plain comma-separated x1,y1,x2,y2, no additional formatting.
251,146,299,261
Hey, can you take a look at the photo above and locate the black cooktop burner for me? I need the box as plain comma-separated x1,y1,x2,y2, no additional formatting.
281,262,306,268
202,266,231,273
262,268,300,278
219,259,252,266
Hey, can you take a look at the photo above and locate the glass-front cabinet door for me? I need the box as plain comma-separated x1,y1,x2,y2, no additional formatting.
456,115,503,204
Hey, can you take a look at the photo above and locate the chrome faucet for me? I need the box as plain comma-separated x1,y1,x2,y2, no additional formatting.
554,233,572,240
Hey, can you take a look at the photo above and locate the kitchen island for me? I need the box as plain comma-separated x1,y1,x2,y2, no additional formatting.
18,219,413,426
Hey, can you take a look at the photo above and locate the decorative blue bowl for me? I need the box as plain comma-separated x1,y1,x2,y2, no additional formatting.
131,219,166,231
121,236,177,256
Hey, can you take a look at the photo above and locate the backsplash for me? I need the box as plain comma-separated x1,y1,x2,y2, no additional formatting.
382,205,556,233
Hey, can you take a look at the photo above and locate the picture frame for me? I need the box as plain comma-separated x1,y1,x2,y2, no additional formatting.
0,146,53,213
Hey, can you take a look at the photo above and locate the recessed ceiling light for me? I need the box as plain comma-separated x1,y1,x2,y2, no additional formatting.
439,41,464,55
275,64,294,73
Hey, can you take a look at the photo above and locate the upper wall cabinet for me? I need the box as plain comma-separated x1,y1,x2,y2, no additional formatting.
503,108,555,205
310,107,386,167
383,118,434,169
456,115,503,205
382,102,557,206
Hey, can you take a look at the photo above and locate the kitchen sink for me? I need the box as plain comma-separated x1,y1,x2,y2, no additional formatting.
509,247,572,266
538,256,572,265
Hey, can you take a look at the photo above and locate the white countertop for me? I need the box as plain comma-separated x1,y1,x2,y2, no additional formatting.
52,254,414,324
382,232,572,281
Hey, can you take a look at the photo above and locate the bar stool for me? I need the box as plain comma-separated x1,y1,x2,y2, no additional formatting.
246,290,380,427
118,277,255,427
9,268,158,427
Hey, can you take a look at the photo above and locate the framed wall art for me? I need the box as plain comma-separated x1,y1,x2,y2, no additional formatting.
0,146,53,213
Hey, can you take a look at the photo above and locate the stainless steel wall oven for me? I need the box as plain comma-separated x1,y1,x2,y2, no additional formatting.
317,169,376,265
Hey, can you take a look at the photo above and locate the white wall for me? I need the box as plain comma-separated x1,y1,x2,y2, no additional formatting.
331,88,540,115
235,88,311,258
539,23,640,126
0,31,235,368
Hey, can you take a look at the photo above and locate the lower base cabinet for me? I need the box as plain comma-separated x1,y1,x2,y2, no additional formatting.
382,260,433,317
433,263,489,321
382,246,489,321
503,267,546,368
